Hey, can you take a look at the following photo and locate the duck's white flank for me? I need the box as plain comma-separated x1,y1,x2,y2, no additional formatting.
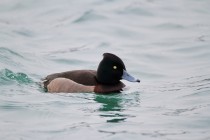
47,78,94,93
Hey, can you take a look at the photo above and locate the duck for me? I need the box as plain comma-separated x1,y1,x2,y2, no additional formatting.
42,53,140,93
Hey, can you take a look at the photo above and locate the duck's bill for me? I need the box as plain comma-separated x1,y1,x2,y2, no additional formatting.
122,70,140,83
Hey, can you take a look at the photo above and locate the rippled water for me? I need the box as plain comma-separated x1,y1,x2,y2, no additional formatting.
1,0,210,140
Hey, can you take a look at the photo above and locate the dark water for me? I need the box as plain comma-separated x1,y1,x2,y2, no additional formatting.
1,0,210,140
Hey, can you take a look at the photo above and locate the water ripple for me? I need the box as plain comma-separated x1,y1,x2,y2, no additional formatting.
73,10,107,23
0,47,26,68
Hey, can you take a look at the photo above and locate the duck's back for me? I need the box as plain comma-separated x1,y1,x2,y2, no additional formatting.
43,70,97,88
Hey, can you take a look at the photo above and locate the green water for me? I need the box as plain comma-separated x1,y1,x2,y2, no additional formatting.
1,0,210,140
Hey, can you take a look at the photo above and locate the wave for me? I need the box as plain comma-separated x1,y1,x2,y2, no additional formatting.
0,68,33,85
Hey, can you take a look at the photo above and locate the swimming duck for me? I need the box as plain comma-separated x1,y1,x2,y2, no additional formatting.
43,53,140,93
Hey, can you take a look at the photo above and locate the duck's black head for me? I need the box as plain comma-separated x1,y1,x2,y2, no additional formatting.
96,53,140,85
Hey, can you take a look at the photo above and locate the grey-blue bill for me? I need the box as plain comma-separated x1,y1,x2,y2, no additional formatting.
122,70,140,83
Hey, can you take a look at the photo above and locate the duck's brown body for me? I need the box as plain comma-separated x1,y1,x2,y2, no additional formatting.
43,70,97,88
43,70,125,93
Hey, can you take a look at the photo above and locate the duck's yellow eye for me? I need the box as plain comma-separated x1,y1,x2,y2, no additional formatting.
113,66,117,69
